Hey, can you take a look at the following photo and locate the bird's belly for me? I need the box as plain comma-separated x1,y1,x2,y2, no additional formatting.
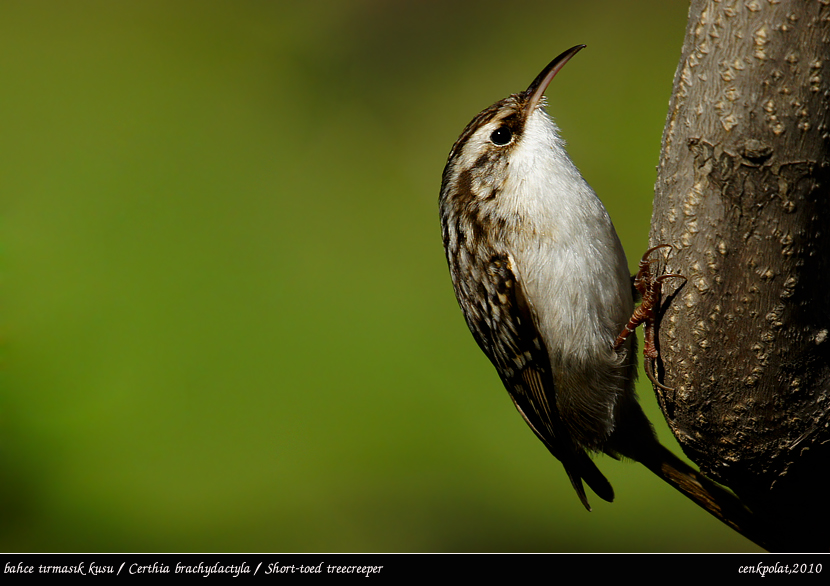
511,239,634,447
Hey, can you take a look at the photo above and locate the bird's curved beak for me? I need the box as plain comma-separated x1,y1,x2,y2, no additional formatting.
525,44,586,114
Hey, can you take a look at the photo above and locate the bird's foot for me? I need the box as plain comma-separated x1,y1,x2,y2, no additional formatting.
613,245,685,390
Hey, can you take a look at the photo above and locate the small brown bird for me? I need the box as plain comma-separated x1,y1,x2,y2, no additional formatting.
438,45,763,543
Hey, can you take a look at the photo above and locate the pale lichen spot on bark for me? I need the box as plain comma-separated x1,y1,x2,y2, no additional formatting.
682,194,700,218
753,24,769,60
694,276,711,294
699,2,712,26
687,218,700,234
683,290,696,309
722,114,739,131
779,281,795,300
779,232,795,256
679,61,694,91
705,250,719,272
765,304,786,329
759,268,776,280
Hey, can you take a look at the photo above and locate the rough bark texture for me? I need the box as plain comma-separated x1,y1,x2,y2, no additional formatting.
650,0,830,551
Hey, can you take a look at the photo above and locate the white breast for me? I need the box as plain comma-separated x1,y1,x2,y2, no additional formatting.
504,108,634,444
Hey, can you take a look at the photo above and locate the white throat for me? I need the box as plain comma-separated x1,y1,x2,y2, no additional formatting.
505,107,633,358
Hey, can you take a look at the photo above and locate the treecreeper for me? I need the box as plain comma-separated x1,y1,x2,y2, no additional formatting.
438,45,766,549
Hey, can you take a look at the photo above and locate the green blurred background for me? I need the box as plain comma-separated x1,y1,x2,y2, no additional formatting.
0,1,760,552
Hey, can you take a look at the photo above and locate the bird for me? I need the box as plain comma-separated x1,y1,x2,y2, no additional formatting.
438,44,765,541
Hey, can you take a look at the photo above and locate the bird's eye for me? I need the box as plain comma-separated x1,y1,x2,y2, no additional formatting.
490,126,513,146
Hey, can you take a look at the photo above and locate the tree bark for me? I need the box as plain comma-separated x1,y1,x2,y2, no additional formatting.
650,0,830,551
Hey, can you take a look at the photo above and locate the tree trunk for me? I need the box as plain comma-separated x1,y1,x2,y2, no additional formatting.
650,0,830,552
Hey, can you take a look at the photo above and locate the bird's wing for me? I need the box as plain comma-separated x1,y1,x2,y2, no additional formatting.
467,253,614,510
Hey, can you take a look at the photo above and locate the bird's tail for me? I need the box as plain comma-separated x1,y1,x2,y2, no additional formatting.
562,448,615,512
637,441,770,550
608,399,769,549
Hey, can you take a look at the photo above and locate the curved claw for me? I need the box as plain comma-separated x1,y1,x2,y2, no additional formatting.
656,273,687,285
644,357,674,391
640,244,673,262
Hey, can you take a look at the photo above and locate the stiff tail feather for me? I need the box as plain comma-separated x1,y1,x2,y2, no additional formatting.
639,442,769,550
562,449,615,512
